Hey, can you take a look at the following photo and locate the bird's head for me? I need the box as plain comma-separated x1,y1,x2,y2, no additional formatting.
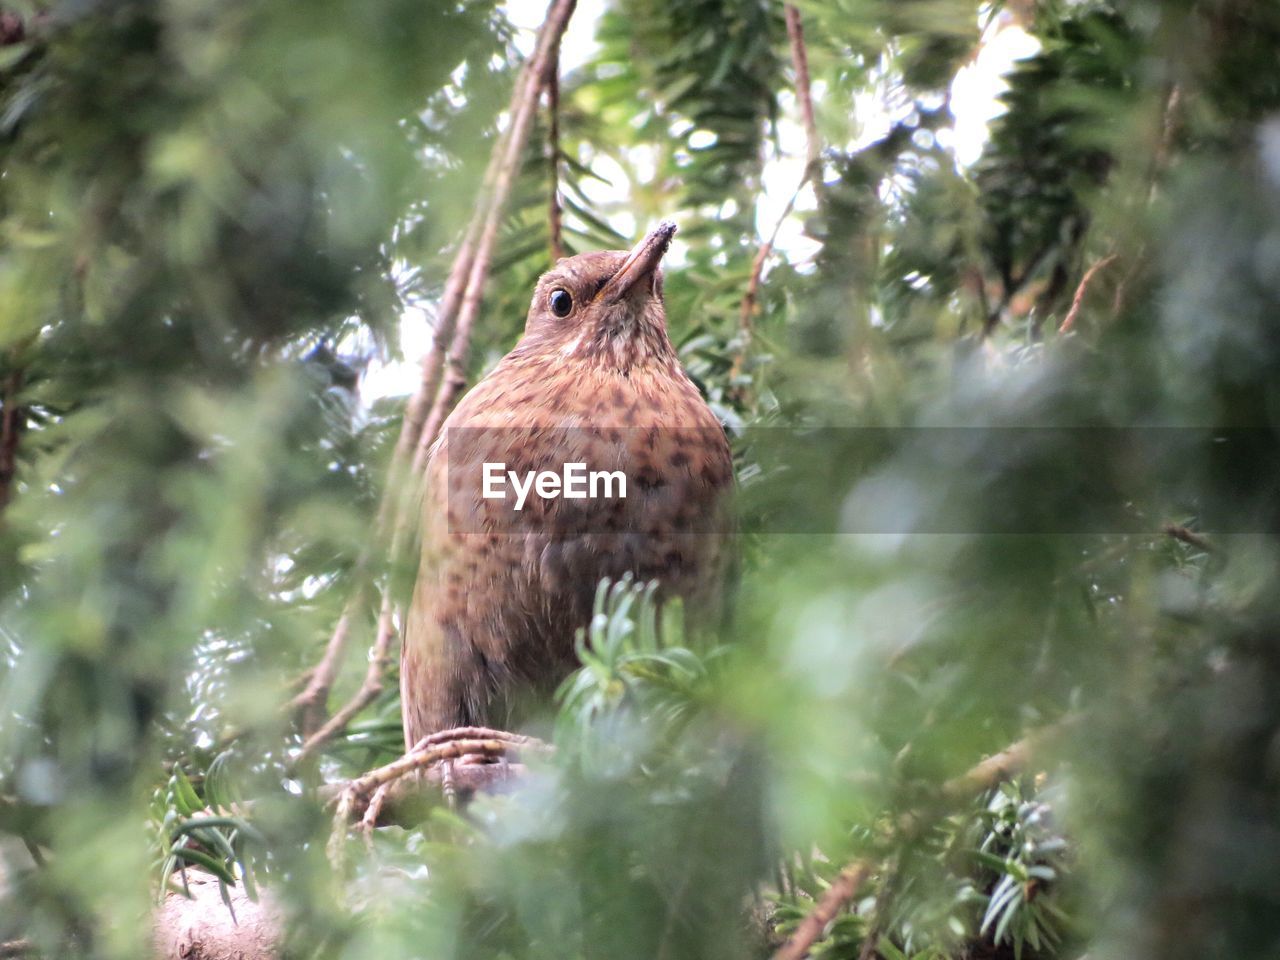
519,220,678,370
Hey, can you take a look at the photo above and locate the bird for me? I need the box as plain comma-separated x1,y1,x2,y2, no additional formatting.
400,221,734,751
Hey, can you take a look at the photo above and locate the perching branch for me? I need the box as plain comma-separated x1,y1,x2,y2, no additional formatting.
327,733,552,862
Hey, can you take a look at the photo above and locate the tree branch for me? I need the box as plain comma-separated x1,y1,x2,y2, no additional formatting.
327,734,551,861
0,364,25,516
1057,253,1118,335
738,169,809,338
773,722,1065,960
547,46,564,263
150,722,1063,960
773,863,872,960
414,0,579,472
730,5,821,397
293,592,397,766
287,591,362,736
784,5,821,185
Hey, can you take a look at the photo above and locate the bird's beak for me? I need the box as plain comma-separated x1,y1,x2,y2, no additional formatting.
600,220,677,303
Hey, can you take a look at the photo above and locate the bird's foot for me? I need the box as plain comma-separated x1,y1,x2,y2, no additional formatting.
407,726,549,807
328,727,552,862
408,725,538,754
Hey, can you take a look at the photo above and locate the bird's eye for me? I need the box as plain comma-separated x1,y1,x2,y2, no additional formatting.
549,288,573,318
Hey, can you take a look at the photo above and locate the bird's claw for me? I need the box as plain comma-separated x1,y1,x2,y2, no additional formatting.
409,725,533,755
329,726,551,861
408,726,542,806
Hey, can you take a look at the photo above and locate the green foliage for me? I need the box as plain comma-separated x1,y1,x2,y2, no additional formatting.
153,759,265,909
4,0,1280,959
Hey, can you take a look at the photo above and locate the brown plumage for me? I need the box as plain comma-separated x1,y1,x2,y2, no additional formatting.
401,221,733,748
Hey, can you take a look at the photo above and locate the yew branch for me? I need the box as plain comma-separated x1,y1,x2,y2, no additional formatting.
327,735,552,862
731,5,821,391
773,864,872,960
784,5,821,182
293,593,397,766
547,47,564,262
738,170,809,337
772,723,1064,960
413,0,578,473
287,592,361,736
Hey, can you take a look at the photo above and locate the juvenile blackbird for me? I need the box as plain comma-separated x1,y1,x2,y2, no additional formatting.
401,221,733,749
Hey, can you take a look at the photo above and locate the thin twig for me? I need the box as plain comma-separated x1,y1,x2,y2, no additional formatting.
288,593,361,736
784,5,821,186
1058,253,1118,334
1111,84,1182,319
286,87,495,740
294,592,397,766
547,46,564,263
1148,83,1182,204
655,865,694,960
745,3,823,327
739,171,810,337
855,851,902,960
359,781,394,847
21,836,46,869
386,207,487,526
375,101,510,543
731,5,821,394
730,169,811,394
